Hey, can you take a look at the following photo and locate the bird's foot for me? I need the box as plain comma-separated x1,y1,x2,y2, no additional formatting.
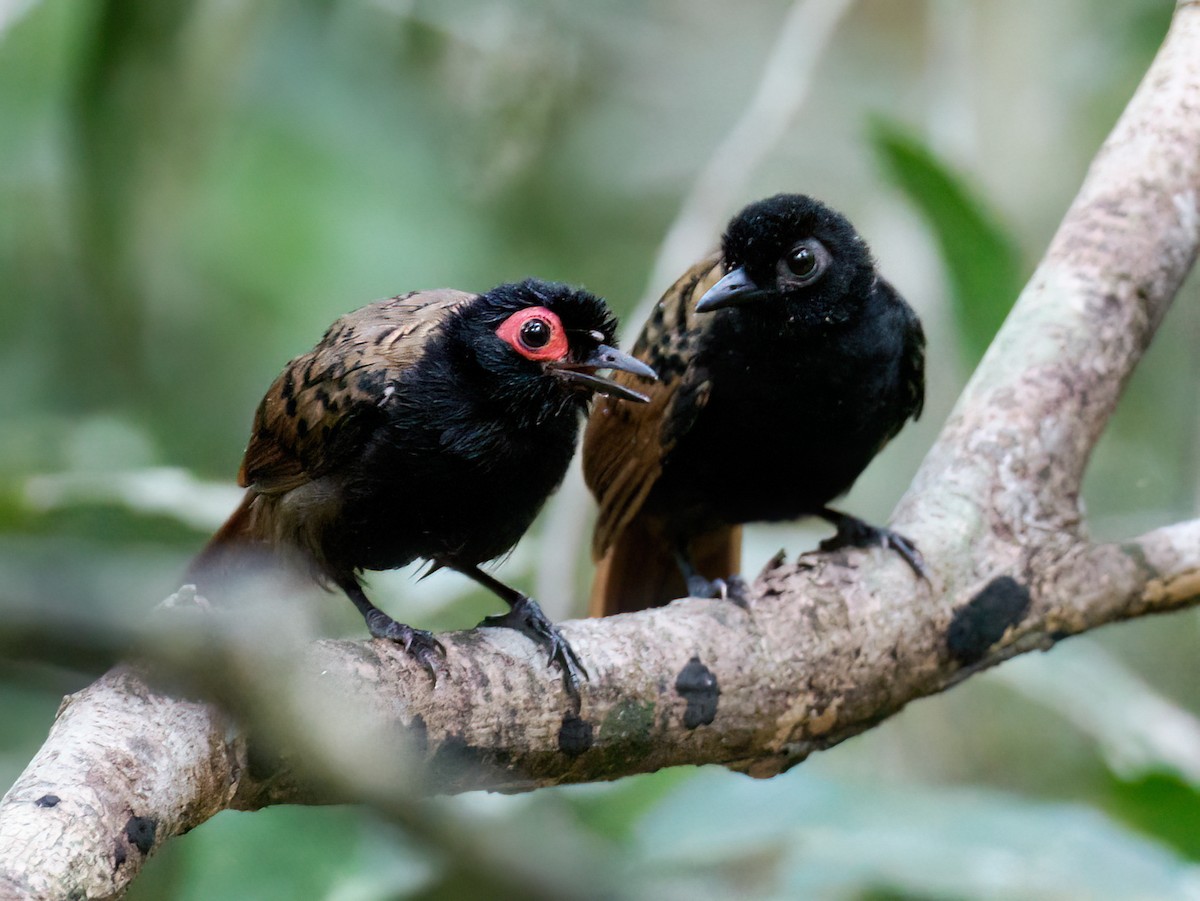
818,514,929,580
685,573,751,608
365,610,447,682
480,596,589,708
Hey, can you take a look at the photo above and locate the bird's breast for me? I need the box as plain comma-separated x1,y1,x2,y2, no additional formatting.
331,403,579,570
654,332,906,525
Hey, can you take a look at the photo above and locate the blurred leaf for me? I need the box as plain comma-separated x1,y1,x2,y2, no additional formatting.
869,117,1024,365
129,807,374,901
1106,773,1200,862
0,680,68,790
991,638,1200,791
561,767,698,843
631,770,1200,900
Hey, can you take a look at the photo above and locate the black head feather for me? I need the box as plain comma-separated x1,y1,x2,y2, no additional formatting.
719,194,877,325
479,279,618,346
438,279,623,424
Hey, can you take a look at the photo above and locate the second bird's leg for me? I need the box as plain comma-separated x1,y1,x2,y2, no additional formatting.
673,546,749,606
454,563,588,706
815,507,929,579
339,578,446,679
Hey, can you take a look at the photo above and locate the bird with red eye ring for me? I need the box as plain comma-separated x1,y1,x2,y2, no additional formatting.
188,279,656,706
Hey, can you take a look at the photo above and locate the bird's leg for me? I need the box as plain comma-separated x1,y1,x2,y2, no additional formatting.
815,507,929,579
338,578,446,681
673,546,749,607
455,563,588,708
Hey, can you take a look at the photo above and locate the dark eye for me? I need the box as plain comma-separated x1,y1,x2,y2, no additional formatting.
519,318,551,349
786,243,819,278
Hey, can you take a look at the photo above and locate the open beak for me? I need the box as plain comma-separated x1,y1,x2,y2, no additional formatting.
695,266,767,312
550,344,658,403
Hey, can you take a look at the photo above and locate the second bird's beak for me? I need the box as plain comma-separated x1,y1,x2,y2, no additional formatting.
695,266,767,312
549,344,658,403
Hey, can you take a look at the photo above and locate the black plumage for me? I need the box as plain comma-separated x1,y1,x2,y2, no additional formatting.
584,194,926,616
189,279,655,696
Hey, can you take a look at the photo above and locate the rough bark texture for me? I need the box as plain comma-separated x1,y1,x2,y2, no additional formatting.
3,3,1200,898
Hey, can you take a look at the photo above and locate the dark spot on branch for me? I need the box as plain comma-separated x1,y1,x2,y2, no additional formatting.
409,714,428,758
431,734,480,771
245,733,286,783
35,794,59,808
558,714,593,757
675,656,719,728
426,734,508,789
947,576,1032,665
113,842,127,868
124,816,157,855
1120,541,1157,579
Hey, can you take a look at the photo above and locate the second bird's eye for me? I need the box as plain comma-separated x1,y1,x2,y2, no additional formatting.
520,318,552,349
786,244,818,277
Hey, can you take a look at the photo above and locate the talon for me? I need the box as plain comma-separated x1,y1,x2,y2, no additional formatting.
478,595,589,707
721,575,751,608
684,572,751,607
881,532,930,580
684,573,716,598
817,508,928,581
364,611,447,684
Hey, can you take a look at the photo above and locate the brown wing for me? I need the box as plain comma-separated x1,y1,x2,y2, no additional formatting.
582,251,725,559
239,289,476,494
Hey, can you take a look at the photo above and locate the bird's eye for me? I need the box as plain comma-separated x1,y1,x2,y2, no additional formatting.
776,238,830,287
495,306,569,361
787,245,818,277
519,318,552,349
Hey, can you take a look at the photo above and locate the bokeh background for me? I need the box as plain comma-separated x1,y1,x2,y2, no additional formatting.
2,0,1199,898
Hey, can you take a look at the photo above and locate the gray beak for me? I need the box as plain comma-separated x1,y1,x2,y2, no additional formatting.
695,266,767,312
549,344,658,403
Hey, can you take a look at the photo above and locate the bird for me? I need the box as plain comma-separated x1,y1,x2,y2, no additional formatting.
188,279,657,698
583,193,926,617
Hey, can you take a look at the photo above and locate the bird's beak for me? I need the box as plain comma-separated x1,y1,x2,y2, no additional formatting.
549,344,658,403
695,266,768,312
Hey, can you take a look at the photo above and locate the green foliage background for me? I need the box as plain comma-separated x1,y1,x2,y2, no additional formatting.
1,0,1198,898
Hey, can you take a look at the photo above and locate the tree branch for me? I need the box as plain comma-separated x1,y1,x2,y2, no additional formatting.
3,2,1200,898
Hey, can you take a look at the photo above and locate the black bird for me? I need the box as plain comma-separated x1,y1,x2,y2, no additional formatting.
583,194,925,616
189,280,656,695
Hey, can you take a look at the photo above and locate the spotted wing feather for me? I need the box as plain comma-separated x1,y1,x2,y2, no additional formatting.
240,289,476,494
582,252,724,559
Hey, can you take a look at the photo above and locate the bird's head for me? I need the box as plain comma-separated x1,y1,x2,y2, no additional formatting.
460,279,656,412
696,194,876,327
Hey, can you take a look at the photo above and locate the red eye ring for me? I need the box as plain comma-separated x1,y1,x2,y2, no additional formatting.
496,306,569,361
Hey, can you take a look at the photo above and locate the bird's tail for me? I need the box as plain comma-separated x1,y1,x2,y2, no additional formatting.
588,519,742,617
185,491,272,593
